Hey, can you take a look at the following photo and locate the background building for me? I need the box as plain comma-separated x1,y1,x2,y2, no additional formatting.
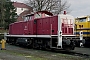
13,2,33,21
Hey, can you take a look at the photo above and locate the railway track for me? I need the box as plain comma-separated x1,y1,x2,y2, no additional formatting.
55,50,90,58
2,43,90,59
31,47,90,58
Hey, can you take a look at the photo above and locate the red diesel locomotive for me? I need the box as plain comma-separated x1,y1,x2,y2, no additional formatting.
5,11,79,50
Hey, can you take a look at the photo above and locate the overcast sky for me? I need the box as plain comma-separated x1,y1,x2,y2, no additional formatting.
11,0,90,18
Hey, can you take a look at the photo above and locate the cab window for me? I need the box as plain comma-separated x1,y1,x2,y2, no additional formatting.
24,17,28,21
45,14,50,17
35,13,42,19
28,16,32,20
79,18,86,22
24,15,33,21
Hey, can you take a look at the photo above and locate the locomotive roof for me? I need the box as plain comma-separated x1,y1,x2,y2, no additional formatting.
35,11,53,16
24,11,53,17
75,15,90,19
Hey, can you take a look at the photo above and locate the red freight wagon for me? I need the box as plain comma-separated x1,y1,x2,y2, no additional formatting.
6,11,84,50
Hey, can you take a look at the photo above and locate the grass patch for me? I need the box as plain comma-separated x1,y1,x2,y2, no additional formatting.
0,50,90,60
0,50,48,60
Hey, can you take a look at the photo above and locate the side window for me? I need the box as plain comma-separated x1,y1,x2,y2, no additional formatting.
24,16,29,21
24,16,33,21
35,13,42,18
45,14,50,17
28,16,32,20
29,16,32,20
24,17,28,21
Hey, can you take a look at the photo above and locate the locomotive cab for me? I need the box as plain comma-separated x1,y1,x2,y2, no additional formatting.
23,11,53,21
34,11,53,19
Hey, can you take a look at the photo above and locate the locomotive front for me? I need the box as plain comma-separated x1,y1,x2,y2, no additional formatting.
57,13,75,50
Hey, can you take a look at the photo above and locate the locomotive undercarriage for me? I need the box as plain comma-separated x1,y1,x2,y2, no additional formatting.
6,36,75,50
83,37,90,47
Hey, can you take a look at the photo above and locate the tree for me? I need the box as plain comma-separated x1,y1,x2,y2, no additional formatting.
4,1,17,29
0,0,17,29
0,0,5,28
26,0,70,15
